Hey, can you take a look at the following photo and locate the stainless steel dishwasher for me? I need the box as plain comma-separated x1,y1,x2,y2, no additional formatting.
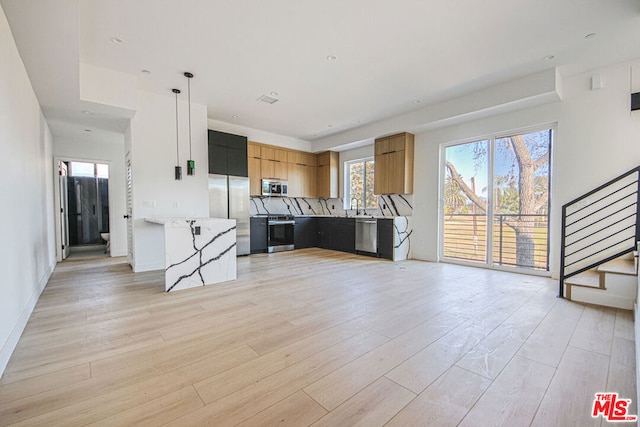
355,218,377,254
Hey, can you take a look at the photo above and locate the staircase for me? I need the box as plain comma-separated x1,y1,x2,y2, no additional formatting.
559,166,640,309
564,252,638,309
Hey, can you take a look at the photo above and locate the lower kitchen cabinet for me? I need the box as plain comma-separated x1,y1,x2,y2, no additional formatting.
253,216,393,258
377,219,394,260
294,217,317,249
250,217,267,253
317,217,355,253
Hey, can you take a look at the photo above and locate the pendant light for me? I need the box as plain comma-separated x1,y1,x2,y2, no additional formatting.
172,88,182,180
184,72,195,176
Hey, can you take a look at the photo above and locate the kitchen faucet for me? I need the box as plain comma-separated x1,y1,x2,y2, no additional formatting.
351,198,360,216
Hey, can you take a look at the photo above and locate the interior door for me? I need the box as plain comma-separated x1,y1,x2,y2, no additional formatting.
59,161,70,259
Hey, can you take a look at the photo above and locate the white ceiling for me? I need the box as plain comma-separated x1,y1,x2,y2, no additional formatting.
2,0,640,146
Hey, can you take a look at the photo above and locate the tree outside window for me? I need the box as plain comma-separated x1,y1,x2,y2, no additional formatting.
347,159,376,210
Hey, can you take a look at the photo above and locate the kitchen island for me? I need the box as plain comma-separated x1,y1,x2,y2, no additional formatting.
145,217,237,292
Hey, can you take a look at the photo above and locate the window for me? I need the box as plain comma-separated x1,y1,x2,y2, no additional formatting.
345,158,376,210
69,161,95,177
69,161,109,178
441,128,552,271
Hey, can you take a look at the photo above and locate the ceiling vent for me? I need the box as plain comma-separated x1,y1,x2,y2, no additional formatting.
257,94,279,104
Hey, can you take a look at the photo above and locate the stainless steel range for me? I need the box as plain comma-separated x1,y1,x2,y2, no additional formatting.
267,215,295,253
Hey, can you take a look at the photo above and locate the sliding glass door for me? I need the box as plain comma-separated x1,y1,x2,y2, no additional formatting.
441,129,551,272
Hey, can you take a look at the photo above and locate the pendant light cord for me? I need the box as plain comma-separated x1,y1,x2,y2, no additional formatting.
173,88,181,165
187,76,192,159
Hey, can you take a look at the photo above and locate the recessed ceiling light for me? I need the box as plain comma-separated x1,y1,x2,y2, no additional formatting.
326,55,337,61
544,55,555,61
141,69,151,74
269,91,279,97
82,110,94,115
110,37,125,45
232,114,239,119
585,32,597,39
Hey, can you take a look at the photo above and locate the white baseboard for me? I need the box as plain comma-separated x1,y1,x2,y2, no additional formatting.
0,263,54,379
133,261,164,273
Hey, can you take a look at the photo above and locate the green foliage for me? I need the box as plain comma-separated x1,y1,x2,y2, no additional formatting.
349,160,376,209
443,175,468,215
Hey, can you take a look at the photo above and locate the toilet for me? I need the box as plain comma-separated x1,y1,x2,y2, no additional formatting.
100,233,110,254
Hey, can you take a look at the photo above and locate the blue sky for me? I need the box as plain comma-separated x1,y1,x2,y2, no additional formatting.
445,130,551,199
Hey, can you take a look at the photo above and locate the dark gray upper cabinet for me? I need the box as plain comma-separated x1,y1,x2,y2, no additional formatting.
208,130,248,176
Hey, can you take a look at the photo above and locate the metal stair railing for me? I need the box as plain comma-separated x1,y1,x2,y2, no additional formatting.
559,166,640,298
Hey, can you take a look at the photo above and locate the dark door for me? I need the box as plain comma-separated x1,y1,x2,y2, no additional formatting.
208,130,248,176
317,218,330,248
335,218,355,253
377,219,394,259
294,217,318,249
227,134,248,177
208,130,227,174
250,217,267,253
67,176,107,245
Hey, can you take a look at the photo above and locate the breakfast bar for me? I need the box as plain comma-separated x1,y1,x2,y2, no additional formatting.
145,217,237,292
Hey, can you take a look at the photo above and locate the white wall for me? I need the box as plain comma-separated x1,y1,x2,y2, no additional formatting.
53,135,127,257
129,90,209,272
411,59,640,278
0,4,56,377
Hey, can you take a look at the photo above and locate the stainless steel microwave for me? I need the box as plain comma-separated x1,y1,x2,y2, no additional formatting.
261,180,288,197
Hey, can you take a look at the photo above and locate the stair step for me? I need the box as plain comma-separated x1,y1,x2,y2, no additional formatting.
570,285,635,310
597,258,637,276
565,271,603,289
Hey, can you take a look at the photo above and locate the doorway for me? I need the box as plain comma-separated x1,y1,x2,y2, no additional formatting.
440,128,552,272
64,161,111,259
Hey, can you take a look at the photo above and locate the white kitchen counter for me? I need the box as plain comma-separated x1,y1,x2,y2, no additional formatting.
145,217,237,292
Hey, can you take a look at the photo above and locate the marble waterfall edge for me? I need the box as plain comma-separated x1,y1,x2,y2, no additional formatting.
393,216,413,261
145,218,237,292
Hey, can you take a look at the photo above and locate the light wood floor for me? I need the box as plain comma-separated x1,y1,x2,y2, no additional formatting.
0,249,636,426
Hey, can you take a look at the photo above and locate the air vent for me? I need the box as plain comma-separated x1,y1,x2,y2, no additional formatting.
257,94,279,104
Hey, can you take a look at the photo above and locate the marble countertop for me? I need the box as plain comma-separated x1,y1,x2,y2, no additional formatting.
251,214,410,219
145,217,234,225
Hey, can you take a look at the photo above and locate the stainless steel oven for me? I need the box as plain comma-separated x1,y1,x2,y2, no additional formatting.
267,215,295,252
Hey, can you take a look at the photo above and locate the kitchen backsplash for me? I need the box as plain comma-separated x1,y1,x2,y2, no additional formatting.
250,194,413,217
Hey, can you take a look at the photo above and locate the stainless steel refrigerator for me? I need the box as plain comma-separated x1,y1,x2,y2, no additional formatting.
208,174,250,255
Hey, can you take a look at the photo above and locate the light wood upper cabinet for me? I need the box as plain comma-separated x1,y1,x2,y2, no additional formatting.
317,151,339,198
302,164,317,198
286,156,317,198
248,142,262,196
248,142,331,198
248,157,261,195
256,143,288,180
261,146,287,162
248,142,261,159
261,159,288,180
287,163,303,197
374,132,414,195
